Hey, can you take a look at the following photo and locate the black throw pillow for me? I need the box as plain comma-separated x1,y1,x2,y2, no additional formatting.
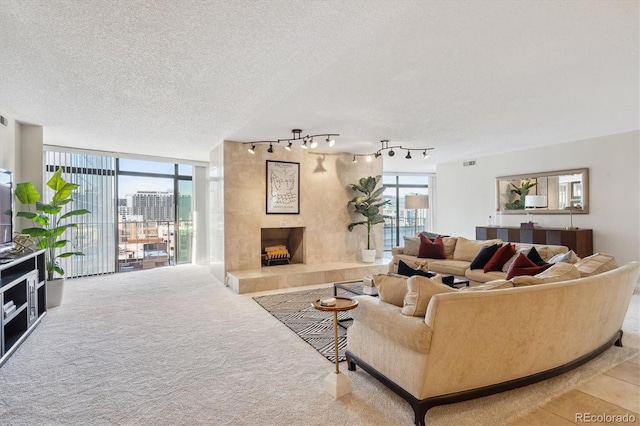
469,244,501,270
526,247,548,266
397,260,435,278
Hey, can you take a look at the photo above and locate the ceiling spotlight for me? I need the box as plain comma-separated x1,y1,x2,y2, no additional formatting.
327,137,335,147
285,141,292,151
388,149,395,157
267,144,274,153
310,138,317,149
374,152,381,159
423,150,429,159
405,151,412,159
248,144,256,154
301,140,308,149
352,155,358,163
366,155,373,163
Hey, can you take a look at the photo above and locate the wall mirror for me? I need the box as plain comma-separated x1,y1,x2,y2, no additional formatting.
496,168,589,214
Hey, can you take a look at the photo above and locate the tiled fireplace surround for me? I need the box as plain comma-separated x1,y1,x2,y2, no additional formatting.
210,141,388,293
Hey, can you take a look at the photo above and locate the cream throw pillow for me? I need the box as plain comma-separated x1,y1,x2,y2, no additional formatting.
374,274,408,307
511,262,580,286
401,275,455,317
574,253,618,277
453,237,502,262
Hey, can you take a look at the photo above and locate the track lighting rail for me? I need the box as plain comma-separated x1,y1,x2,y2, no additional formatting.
351,140,434,162
243,129,339,154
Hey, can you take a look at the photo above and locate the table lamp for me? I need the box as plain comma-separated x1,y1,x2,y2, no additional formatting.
524,195,547,209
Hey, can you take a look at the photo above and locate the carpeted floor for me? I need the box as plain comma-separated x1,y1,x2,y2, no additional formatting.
253,287,356,363
0,265,637,425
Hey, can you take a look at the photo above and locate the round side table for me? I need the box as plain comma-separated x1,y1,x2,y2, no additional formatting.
312,296,358,398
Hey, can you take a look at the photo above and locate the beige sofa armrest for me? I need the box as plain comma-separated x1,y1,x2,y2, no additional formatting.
350,296,432,353
392,247,405,255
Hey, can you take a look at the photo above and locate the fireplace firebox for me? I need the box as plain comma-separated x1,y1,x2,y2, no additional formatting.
260,227,304,266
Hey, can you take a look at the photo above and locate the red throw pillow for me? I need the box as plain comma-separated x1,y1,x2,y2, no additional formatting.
507,264,553,279
417,234,446,259
484,243,516,272
506,252,551,279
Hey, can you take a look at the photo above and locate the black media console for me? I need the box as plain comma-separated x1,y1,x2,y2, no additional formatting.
0,249,46,367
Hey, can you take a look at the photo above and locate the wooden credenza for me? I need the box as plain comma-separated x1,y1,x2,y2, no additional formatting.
475,226,593,258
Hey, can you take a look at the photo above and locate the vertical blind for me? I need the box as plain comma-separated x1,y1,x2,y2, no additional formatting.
45,151,116,277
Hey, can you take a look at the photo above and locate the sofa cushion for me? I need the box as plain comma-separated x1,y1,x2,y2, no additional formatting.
511,262,581,286
469,243,501,270
484,243,516,272
453,237,502,262
464,268,507,283
427,259,471,276
397,260,436,278
535,245,565,261
442,237,458,259
401,275,453,317
460,279,514,291
418,234,446,259
506,252,552,280
574,253,618,277
548,250,579,264
403,236,421,256
374,274,408,307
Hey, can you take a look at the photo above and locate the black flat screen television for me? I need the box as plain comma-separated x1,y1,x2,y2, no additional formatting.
0,168,14,254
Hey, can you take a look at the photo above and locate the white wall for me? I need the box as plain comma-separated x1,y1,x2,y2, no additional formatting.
436,131,640,264
0,112,17,171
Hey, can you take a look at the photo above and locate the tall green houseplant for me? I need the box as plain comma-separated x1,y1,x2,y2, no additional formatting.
347,175,391,250
15,168,90,281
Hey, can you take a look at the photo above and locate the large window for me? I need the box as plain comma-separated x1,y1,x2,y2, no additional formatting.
117,159,193,272
382,175,432,252
44,151,194,277
45,151,117,277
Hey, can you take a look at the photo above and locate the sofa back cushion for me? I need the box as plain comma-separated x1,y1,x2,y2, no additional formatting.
401,275,454,317
374,274,408,307
442,237,458,259
511,262,581,286
453,237,502,262
574,253,618,277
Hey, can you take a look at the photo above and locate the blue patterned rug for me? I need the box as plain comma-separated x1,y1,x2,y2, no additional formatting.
253,287,356,363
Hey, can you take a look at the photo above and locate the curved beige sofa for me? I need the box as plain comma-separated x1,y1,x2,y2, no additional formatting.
389,236,569,284
346,261,639,426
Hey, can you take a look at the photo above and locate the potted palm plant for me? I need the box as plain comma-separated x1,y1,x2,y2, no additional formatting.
347,175,391,263
15,168,90,308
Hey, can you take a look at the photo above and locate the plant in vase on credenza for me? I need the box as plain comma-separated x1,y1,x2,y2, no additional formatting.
14,168,90,308
347,175,391,263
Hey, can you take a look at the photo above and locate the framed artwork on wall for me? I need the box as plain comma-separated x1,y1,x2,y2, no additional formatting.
266,160,300,214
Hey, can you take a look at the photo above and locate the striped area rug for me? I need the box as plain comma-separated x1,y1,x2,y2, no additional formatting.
253,287,356,363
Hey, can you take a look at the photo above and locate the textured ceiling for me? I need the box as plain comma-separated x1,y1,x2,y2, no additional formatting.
0,0,638,172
